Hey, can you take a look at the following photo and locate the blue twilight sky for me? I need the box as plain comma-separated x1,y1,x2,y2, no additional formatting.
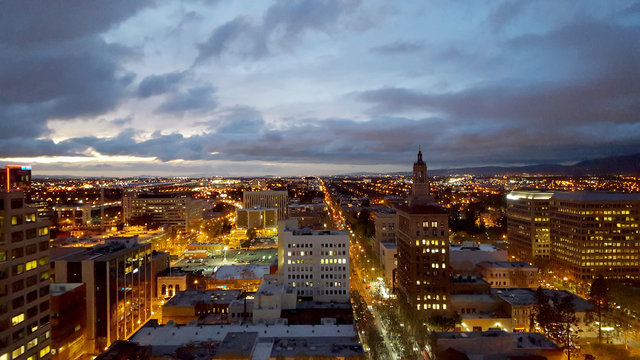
1,1,639,176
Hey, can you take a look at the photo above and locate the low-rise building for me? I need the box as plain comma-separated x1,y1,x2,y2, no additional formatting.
429,331,562,360
476,261,538,288
161,290,241,324
449,242,508,273
129,322,363,359
379,241,397,286
236,208,278,229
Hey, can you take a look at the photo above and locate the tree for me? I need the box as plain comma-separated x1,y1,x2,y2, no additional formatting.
246,227,257,240
589,275,610,343
427,313,462,332
535,287,580,359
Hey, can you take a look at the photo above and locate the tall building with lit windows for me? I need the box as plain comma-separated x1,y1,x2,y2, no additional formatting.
506,190,554,263
51,237,151,355
0,190,52,360
243,190,288,219
549,192,640,281
396,149,450,313
277,220,349,303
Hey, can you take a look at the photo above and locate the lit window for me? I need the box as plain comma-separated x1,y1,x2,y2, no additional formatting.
39,346,50,358
26,260,37,271
12,346,24,359
12,313,24,326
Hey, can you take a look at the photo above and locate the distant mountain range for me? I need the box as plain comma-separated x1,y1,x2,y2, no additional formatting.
429,153,640,176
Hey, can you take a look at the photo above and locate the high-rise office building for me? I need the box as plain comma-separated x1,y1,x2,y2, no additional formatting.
0,190,51,360
243,191,288,219
52,238,152,354
277,220,349,302
122,193,202,231
1,166,32,191
549,192,640,281
506,190,554,262
396,149,450,312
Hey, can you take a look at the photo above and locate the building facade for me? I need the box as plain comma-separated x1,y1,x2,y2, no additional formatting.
243,190,288,219
373,209,396,250
506,190,554,263
1,166,32,191
549,192,640,281
236,208,278,229
475,261,538,288
278,220,349,302
396,149,451,313
50,283,86,360
0,190,51,360
52,238,152,354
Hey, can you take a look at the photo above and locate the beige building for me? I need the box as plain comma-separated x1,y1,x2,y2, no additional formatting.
373,209,396,251
549,192,640,281
278,220,350,302
506,190,554,263
0,190,52,360
475,261,538,288
379,242,397,286
236,208,277,229
243,190,288,219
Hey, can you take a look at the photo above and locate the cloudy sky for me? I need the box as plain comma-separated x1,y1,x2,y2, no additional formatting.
1,1,639,176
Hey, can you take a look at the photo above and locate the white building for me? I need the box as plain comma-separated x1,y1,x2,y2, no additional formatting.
449,242,508,273
277,220,349,302
379,241,397,286
243,190,288,219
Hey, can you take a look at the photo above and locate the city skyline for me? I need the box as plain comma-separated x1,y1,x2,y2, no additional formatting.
1,1,639,176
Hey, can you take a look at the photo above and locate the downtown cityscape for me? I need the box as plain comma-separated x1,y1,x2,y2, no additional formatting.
1,1,640,360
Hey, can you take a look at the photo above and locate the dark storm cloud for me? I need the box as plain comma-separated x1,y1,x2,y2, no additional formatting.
137,71,187,98
0,0,154,45
371,41,423,54
0,1,153,140
154,86,218,116
196,0,362,61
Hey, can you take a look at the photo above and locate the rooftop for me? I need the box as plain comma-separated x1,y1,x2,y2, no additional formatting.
50,283,84,296
381,242,397,249
507,190,555,201
434,331,558,350
165,290,241,307
477,261,536,269
450,242,503,252
396,203,448,215
290,229,348,236
494,288,593,311
551,191,640,202
213,264,271,281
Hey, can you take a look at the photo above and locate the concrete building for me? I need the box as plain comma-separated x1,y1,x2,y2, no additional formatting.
379,241,397,286
278,220,350,302
449,242,508,274
50,283,86,360
506,190,554,263
122,193,203,231
236,208,278,229
396,149,451,313
549,191,640,281
251,274,297,324
476,261,538,288
243,190,288,219
373,208,396,250
51,237,152,354
52,204,93,227
0,190,51,360
157,271,188,298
